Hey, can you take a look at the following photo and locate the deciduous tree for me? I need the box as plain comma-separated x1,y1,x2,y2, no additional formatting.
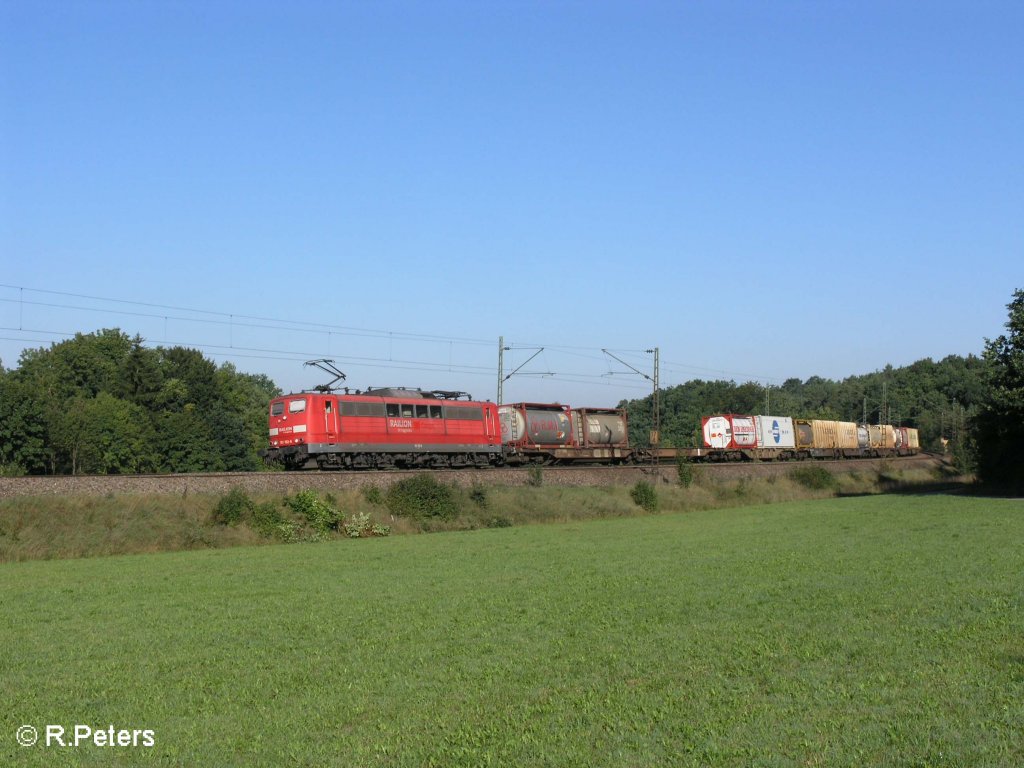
975,289,1024,492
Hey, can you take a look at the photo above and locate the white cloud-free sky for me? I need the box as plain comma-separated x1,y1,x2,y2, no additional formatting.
2,1,1020,404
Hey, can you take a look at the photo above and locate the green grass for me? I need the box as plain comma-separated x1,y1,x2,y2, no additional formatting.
2,494,1022,766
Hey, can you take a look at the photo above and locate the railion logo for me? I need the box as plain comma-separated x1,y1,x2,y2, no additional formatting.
772,419,781,444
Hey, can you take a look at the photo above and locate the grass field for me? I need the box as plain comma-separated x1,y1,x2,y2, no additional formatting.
2,493,1022,766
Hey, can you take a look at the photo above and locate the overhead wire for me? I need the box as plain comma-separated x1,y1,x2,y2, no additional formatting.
0,282,785,390
0,286,495,348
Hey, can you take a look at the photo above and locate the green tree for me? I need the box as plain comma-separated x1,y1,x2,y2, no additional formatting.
18,329,133,401
215,363,281,469
160,347,219,407
3,329,281,475
975,289,1024,492
50,393,154,474
0,372,49,473
206,402,253,471
118,336,164,408
154,407,224,473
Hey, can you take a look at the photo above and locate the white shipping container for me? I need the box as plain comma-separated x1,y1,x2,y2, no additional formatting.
754,416,796,449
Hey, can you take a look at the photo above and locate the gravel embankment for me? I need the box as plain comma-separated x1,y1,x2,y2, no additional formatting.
0,454,945,499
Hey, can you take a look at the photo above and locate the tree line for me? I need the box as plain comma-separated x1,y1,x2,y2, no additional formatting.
1,289,1021,491
0,329,279,475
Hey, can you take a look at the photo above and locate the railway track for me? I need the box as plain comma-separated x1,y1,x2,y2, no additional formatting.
0,454,943,499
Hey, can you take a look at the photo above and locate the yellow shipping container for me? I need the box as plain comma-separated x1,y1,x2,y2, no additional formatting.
821,420,858,449
797,420,859,450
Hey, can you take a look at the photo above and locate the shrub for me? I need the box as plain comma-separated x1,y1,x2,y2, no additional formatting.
789,466,839,491
275,519,301,543
469,484,489,510
361,485,384,505
527,466,544,487
285,490,342,533
676,458,695,488
211,487,254,526
951,437,978,476
344,511,372,538
630,480,659,512
342,511,390,538
385,474,458,521
252,502,285,539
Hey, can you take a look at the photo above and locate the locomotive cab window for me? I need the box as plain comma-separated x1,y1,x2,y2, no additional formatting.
271,402,284,416
415,405,429,419
431,405,443,419
401,404,414,418
386,403,400,417
288,399,306,414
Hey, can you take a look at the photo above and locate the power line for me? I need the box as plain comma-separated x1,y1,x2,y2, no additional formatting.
0,292,494,347
0,282,787,391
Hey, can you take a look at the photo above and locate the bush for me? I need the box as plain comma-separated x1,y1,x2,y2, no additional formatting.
211,487,254,526
285,490,342,533
469,484,489,510
630,480,659,512
951,437,978,476
361,485,384,505
789,466,839,491
527,466,543,487
275,519,301,543
385,474,459,521
676,458,695,488
252,502,285,539
340,511,391,538
344,511,370,538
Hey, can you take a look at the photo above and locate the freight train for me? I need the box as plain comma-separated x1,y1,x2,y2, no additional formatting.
699,414,920,462
263,388,920,470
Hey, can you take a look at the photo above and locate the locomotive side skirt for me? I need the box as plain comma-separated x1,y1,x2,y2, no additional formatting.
305,442,502,455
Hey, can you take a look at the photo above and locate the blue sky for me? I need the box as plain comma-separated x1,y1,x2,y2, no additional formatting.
1,1,1021,405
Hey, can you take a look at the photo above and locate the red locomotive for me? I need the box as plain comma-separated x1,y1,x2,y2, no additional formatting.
265,387,502,470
